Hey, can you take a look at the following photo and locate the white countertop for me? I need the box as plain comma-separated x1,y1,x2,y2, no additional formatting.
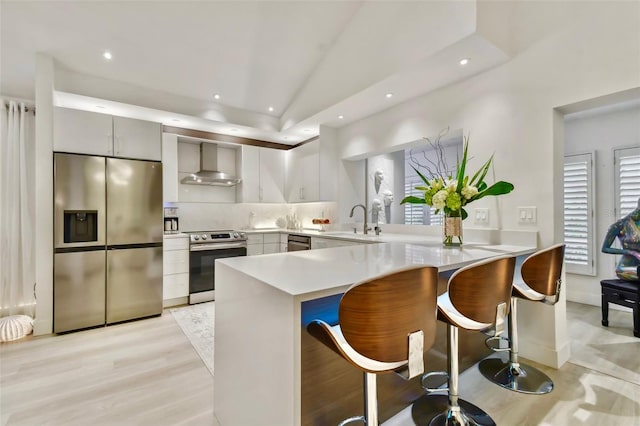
217,241,535,297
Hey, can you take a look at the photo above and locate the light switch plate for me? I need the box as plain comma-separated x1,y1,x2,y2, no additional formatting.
474,208,489,225
517,206,537,224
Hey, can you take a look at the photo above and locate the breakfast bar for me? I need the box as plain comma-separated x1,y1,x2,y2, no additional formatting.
214,241,535,426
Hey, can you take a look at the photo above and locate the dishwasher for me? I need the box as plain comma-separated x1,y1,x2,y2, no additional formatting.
287,234,311,251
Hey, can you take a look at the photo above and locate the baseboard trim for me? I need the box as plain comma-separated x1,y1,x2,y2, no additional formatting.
520,338,571,369
163,296,188,308
33,319,53,336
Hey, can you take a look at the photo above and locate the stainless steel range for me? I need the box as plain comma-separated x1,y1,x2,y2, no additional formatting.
188,230,247,304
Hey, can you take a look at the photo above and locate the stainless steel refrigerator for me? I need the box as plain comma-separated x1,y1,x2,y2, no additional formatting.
53,153,163,333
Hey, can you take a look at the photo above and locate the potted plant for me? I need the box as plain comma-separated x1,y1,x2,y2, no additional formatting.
401,131,514,246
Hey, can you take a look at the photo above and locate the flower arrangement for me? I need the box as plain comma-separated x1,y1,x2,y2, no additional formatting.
401,130,514,245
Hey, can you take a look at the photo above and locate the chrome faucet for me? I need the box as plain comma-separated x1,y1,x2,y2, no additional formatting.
349,204,371,235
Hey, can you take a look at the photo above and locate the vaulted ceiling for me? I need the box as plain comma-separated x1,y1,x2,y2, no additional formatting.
1,1,566,144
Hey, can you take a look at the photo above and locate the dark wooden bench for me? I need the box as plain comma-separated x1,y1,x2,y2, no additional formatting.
600,279,639,337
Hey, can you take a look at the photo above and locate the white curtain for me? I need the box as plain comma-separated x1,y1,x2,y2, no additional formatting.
0,100,35,317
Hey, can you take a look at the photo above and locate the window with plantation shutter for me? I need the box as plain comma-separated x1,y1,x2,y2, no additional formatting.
563,153,595,275
404,173,443,225
614,146,640,218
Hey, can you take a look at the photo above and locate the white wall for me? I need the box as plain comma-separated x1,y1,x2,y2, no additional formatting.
564,103,640,305
335,2,640,367
34,54,55,335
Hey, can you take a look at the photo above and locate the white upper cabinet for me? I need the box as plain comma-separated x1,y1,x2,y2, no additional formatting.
53,107,161,161
239,146,285,203
113,116,162,161
162,133,179,202
54,107,113,156
286,140,321,202
259,147,286,203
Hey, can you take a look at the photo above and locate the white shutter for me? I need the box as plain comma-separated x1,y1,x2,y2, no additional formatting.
403,175,443,225
563,153,595,275
614,147,640,218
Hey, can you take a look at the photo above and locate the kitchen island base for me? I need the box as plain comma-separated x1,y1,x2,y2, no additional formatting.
214,242,535,426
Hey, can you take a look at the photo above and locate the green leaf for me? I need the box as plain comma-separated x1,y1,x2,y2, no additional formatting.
469,155,493,187
411,166,430,186
456,137,469,193
461,208,468,220
475,181,514,199
400,196,427,205
415,186,429,191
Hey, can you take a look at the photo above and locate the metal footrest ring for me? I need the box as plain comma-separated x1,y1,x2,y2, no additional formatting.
484,335,510,352
337,415,366,426
420,371,449,393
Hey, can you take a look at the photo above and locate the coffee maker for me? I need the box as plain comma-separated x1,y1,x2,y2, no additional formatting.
163,207,179,234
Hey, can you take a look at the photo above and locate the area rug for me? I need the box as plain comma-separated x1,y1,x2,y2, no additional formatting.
170,302,215,376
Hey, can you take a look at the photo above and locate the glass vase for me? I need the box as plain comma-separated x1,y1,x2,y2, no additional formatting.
443,211,463,246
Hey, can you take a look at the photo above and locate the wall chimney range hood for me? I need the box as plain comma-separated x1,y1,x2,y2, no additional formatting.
180,143,241,186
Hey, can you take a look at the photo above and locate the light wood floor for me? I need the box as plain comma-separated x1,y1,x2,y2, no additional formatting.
0,311,217,426
1,302,638,426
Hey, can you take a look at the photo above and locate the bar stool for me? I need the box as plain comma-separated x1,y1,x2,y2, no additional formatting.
307,265,439,426
478,244,565,394
413,255,516,426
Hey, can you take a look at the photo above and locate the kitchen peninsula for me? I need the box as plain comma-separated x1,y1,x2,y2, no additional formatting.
214,240,535,426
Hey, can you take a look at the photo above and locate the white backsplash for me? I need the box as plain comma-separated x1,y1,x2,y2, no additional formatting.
173,202,337,232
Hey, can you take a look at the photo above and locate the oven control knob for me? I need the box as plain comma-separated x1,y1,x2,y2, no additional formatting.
201,234,208,240
233,232,239,239
239,232,246,239
193,235,200,241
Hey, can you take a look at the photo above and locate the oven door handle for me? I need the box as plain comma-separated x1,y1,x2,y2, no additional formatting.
190,242,247,251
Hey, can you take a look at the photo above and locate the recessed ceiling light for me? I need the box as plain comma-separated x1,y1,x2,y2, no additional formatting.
283,136,289,140
268,106,274,112
459,58,470,66
103,51,112,60
304,129,312,132
95,105,105,109
171,118,181,122
214,94,221,100
230,128,238,132
338,115,344,120
385,93,393,99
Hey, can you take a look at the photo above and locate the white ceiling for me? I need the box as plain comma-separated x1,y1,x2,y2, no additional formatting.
1,1,513,144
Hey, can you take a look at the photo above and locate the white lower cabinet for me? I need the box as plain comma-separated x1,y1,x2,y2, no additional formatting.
163,235,189,306
263,234,280,254
247,234,264,256
247,232,283,255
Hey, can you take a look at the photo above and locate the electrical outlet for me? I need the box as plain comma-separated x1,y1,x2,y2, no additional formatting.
517,206,537,224
474,208,489,225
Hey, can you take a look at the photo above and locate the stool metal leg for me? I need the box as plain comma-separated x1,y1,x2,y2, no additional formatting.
337,372,373,426
364,372,378,426
478,297,554,394
412,325,495,426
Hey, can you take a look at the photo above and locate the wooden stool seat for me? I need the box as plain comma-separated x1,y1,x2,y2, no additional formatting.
307,265,439,426
600,279,640,337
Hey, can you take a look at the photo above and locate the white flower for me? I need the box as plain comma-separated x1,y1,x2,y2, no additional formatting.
461,185,479,200
430,178,443,190
446,180,457,193
432,189,448,210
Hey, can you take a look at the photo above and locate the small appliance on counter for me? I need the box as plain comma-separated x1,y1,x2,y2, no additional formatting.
164,207,179,234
